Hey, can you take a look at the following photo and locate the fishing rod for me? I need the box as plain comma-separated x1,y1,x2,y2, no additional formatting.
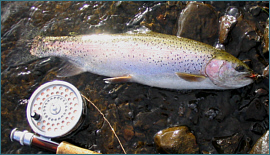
10,80,101,154
10,128,100,154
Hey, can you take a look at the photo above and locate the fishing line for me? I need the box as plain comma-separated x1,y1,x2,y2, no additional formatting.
10,80,126,154
81,94,127,154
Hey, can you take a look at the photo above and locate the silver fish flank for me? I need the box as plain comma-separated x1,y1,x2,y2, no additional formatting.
30,32,255,89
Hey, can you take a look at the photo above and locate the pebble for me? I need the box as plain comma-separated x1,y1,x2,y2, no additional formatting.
254,88,268,97
250,123,265,135
224,7,262,57
123,125,134,141
212,133,243,154
154,126,199,154
263,18,269,54
244,98,267,121
249,6,261,16
249,130,269,154
218,14,237,44
177,2,218,45
262,65,269,77
226,6,241,18
204,108,219,120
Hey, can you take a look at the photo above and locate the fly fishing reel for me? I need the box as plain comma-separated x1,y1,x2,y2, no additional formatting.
10,81,101,154
26,80,86,138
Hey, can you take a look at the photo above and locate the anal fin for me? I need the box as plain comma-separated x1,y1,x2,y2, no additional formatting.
176,72,206,82
104,75,133,84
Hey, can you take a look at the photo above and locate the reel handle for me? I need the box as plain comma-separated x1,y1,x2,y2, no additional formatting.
57,141,101,154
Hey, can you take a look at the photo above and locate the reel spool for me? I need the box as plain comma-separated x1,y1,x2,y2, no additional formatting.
26,80,86,138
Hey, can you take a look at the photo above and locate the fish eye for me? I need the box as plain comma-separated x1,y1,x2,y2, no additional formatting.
235,65,246,72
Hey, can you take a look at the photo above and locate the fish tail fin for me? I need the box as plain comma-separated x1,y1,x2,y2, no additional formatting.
3,40,38,67
2,19,42,67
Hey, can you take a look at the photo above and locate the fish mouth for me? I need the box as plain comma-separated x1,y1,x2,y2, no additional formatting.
246,73,259,80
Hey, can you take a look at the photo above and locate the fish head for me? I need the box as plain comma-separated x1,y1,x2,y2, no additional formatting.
205,56,255,89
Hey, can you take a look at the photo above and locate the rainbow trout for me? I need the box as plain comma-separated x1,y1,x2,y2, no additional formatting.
30,32,255,89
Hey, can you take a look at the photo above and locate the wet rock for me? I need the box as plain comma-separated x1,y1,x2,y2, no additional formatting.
245,48,267,74
188,100,199,112
262,18,269,54
162,2,184,35
218,15,235,44
99,1,146,33
249,130,269,154
254,88,268,97
237,136,252,153
214,42,226,50
134,131,145,139
226,6,241,17
117,102,134,120
224,7,265,57
212,133,243,154
133,109,167,130
249,6,261,16
95,104,124,154
204,108,219,120
1,57,62,101
30,2,63,27
123,125,134,141
218,7,240,44
141,2,184,35
177,2,219,45
154,126,199,154
209,1,228,13
134,144,156,154
239,99,252,110
29,1,151,35
227,16,259,56
262,65,269,77
251,123,265,135
1,1,33,35
244,98,267,121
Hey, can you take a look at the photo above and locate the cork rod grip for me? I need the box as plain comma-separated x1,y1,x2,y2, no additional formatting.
56,141,101,154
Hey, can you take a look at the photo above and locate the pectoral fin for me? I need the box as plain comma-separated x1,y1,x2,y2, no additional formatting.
104,75,133,84
176,72,206,82
57,60,85,77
